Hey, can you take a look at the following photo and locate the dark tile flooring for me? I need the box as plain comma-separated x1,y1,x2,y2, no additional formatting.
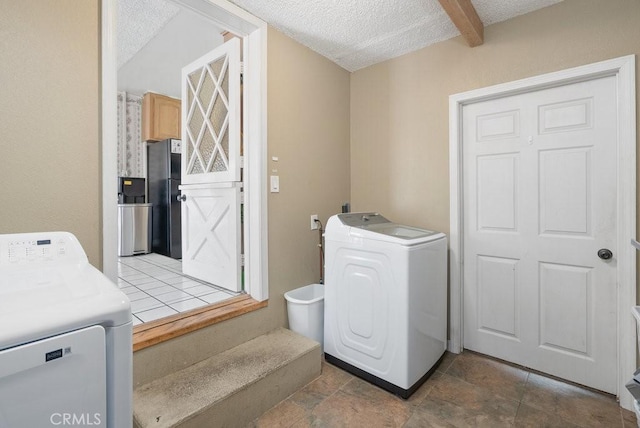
250,350,636,427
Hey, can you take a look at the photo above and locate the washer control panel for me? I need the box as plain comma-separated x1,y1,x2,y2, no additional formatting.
0,232,87,266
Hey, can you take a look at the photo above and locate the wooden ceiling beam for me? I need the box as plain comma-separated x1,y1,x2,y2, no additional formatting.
437,0,484,47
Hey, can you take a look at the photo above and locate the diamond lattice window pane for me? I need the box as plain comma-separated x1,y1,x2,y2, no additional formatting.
182,43,238,181
221,67,229,101
221,126,229,160
210,93,227,137
188,87,194,106
187,140,204,175
190,157,204,174
212,151,226,172
210,57,225,81
198,71,215,113
189,106,205,143
186,136,193,167
188,70,201,92
211,125,229,173
200,131,215,171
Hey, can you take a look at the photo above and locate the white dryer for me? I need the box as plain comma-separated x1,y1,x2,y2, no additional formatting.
324,213,447,398
0,232,132,428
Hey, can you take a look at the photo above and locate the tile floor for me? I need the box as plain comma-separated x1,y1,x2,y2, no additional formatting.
250,351,637,427
117,253,239,325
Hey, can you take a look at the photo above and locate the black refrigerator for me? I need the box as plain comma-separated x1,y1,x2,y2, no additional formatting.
147,139,182,259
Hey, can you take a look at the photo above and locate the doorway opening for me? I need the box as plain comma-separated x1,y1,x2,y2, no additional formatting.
102,0,268,337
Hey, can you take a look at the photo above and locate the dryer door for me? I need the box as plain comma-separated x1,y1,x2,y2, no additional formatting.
0,325,106,427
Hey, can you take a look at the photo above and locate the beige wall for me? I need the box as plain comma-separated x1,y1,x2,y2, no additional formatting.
133,27,351,385
351,0,640,236
266,27,351,294
0,1,101,266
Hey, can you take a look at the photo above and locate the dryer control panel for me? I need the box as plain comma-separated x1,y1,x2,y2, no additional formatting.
0,232,87,266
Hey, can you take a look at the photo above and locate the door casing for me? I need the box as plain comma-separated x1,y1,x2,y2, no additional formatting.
101,0,268,301
448,55,636,409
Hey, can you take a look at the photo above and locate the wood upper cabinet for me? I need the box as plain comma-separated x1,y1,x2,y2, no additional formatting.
142,92,181,142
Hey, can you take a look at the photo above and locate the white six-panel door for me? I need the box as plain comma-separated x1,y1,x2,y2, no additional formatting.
180,38,242,292
463,75,618,393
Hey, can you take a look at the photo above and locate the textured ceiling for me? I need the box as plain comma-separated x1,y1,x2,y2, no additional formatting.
227,0,564,71
119,0,564,72
118,0,180,69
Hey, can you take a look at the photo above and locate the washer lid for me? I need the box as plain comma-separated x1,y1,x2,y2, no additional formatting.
361,223,440,239
351,222,444,244
337,212,390,227
329,213,445,244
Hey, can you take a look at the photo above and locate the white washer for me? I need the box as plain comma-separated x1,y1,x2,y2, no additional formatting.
0,232,132,428
324,213,447,398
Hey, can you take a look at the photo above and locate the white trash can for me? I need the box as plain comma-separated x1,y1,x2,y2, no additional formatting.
285,284,324,349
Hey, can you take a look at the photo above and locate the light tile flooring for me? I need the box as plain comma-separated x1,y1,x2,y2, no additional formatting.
117,253,239,325
250,351,637,427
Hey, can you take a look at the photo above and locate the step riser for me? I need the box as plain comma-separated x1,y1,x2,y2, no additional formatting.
133,328,321,428
182,347,320,428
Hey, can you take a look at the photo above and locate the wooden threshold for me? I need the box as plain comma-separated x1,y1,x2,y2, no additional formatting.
133,295,268,351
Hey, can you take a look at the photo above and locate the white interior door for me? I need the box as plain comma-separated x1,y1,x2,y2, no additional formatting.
180,38,242,292
462,75,618,393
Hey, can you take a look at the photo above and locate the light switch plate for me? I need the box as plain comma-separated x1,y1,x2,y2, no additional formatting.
270,175,280,193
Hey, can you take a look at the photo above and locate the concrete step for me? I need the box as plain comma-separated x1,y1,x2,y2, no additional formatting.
133,328,321,428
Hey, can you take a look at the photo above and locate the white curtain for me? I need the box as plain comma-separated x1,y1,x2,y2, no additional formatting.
117,92,145,178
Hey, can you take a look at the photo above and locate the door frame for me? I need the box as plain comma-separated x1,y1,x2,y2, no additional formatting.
101,0,269,301
448,55,636,408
